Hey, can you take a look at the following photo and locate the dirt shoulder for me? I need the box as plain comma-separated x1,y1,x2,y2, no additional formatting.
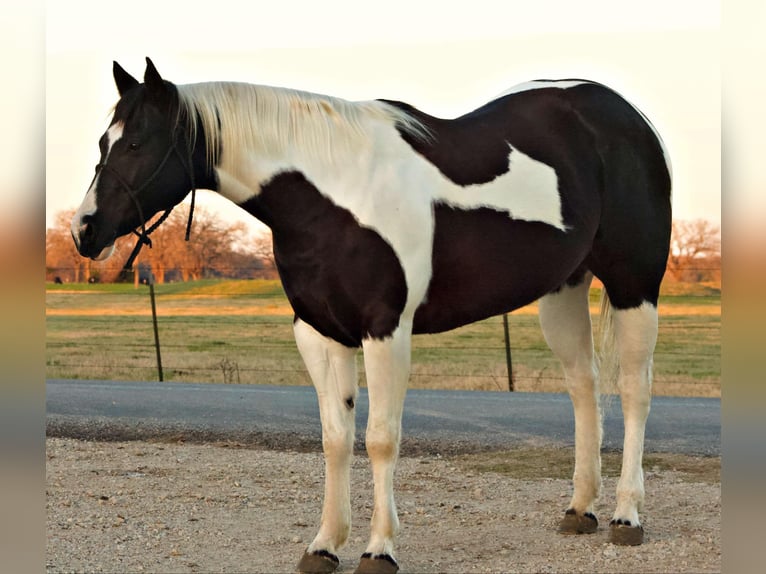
46,438,720,573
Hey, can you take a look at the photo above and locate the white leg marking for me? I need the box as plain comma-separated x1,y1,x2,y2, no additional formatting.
539,276,601,514
612,302,658,526
294,319,358,555
361,322,412,560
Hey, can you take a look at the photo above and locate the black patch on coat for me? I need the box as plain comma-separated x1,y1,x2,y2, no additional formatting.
412,203,593,334
239,171,407,348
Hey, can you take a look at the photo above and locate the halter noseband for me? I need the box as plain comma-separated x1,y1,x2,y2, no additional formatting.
93,127,197,273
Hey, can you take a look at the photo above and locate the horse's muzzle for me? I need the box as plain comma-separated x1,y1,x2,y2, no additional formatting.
72,219,116,261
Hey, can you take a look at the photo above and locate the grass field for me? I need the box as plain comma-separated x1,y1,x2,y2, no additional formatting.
45,279,720,397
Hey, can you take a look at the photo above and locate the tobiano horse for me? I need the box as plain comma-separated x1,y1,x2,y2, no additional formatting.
71,59,671,573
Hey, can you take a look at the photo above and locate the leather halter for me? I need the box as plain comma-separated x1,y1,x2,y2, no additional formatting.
92,128,197,272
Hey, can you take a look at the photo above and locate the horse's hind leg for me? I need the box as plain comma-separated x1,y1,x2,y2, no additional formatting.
539,272,601,534
608,302,659,545
294,320,359,574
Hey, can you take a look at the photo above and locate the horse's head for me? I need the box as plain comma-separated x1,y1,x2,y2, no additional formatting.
71,58,202,260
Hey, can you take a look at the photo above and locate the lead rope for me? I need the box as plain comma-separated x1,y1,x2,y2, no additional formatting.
122,207,173,272
182,141,196,242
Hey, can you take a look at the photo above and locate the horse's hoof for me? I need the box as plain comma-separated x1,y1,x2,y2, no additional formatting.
297,549,340,574
557,509,598,534
609,519,645,545
354,552,399,574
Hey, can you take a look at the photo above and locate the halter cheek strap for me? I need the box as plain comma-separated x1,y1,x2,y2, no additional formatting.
93,132,197,273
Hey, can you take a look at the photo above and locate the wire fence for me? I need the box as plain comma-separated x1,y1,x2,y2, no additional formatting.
45,280,721,398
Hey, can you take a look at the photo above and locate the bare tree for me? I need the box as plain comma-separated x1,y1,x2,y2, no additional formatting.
125,205,261,283
181,214,248,280
46,210,82,282
249,230,276,274
667,219,721,282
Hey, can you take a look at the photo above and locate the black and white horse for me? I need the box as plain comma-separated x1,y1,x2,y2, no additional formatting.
71,59,671,573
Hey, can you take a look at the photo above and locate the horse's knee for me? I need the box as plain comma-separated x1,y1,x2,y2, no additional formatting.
618,375,652,422
365,423,400,461
322,425,354,459
566,367,598,400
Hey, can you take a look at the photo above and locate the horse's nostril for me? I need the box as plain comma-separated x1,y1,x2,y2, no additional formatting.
79,217,95,241
73,220,95,254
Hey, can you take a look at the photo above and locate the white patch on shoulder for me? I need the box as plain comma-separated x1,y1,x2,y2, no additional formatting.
434,145,566,231
498,80,589,98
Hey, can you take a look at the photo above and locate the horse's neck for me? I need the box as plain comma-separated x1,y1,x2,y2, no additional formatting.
213,131,370,207
213,107,399,208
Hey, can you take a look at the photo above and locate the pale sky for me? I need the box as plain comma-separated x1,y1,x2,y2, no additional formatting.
46,0,722,236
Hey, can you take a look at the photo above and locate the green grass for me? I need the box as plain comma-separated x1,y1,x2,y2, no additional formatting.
46,279,720,396
46,282,141,294
176,279,287,299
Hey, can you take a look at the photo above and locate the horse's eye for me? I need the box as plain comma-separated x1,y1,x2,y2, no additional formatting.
128,142,141,151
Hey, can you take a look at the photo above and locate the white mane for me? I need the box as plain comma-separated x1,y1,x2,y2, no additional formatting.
176,82,430,175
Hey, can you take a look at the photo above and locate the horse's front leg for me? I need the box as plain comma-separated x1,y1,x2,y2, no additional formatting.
294,320,359,574
356,322,412,574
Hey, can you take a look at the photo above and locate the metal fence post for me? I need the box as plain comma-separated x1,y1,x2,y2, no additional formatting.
502,313,514,391
148,280,164,382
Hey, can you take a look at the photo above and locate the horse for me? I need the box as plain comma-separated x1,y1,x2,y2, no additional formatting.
71,58,671,574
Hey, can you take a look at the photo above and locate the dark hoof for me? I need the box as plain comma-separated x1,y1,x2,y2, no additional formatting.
297,549,340,574
354,552,399,574
558,509,598,534
609,520,645,546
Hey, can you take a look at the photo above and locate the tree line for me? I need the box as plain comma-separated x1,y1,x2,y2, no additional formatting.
46,206,276,284
47,209,720,284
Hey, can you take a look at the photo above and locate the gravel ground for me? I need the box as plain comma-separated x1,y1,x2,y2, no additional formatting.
46,438,720,573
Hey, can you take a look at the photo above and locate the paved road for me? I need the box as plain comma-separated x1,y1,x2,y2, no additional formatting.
46,379,720,456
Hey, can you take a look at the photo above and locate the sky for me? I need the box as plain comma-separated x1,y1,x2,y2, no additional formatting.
45,0,722,236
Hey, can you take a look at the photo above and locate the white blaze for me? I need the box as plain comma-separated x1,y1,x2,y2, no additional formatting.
71,122,124,248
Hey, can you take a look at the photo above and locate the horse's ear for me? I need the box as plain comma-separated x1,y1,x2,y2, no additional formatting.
113,61,139,96
143,57,168,100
